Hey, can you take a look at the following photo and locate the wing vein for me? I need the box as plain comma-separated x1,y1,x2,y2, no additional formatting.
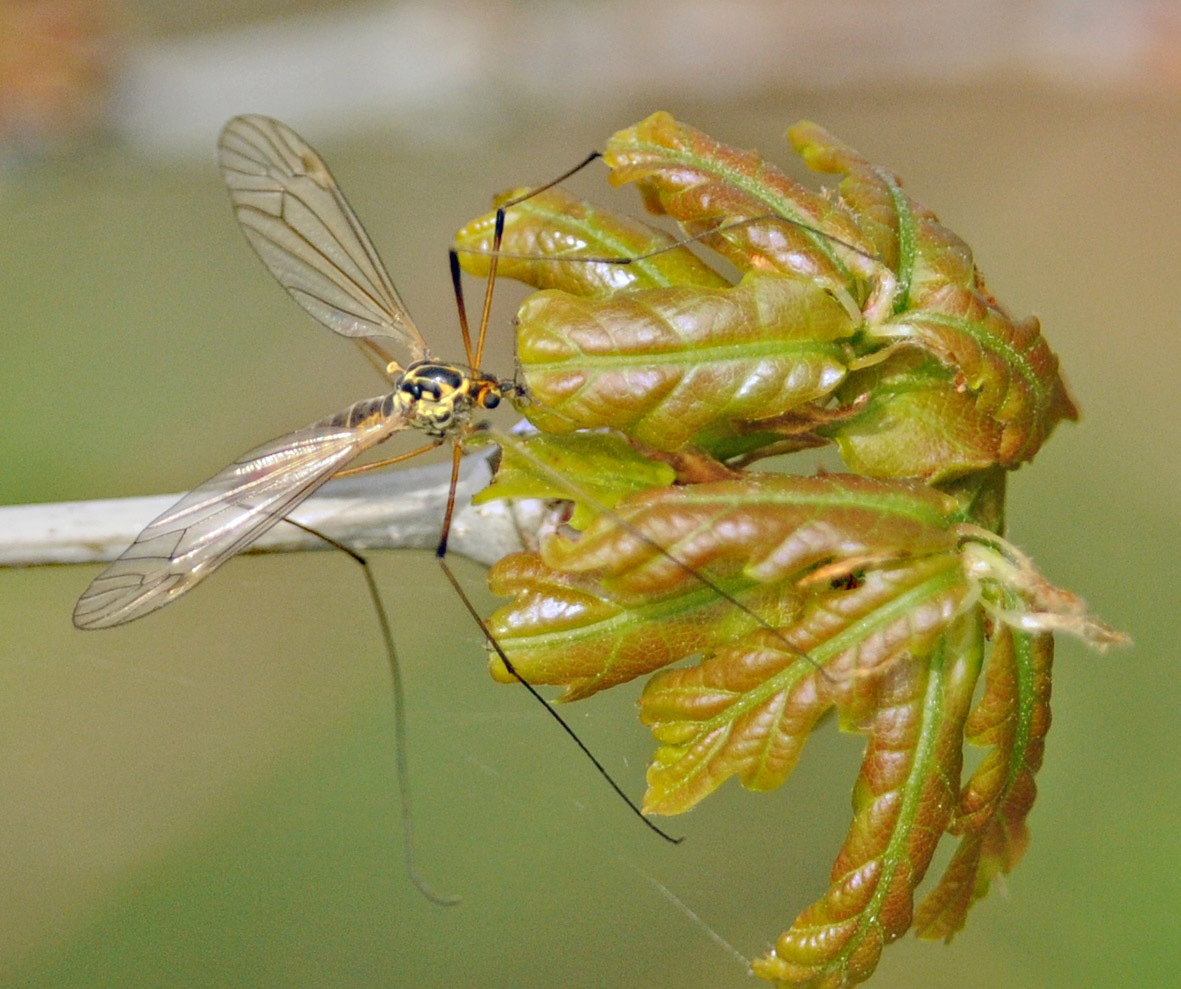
217,114,430,359
74,402,405,628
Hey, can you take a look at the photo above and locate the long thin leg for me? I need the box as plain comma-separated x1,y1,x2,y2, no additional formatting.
458,213,879,271
434,441,464,559
470,152,604,369
353,337,402,378
282,516,459,906
494,151,604,211
429,433,679,841
332,441,442,479
437,555,682,845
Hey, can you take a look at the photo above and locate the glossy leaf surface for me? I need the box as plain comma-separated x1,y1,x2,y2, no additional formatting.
603,111,882,298
486,473,963,702
473,430,675,530
787,121,1080,478
458,112,1126,987
482,465,1122,987
461,112,1077,478
914,619,1052,941
754,616,983,988
516,271,856,450
639,552,970,814
454,185,729,297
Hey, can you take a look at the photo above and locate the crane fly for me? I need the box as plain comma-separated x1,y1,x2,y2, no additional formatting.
71,116,838,651
70,113,863,885
73,115,521,630
71,115,681,902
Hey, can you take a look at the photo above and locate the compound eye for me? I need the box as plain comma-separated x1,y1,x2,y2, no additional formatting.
482,392,500,410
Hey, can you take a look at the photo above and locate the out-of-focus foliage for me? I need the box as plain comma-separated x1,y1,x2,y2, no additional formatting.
456,111,1125,987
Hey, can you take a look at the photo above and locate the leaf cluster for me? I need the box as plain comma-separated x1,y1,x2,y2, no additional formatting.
454,112,1124,987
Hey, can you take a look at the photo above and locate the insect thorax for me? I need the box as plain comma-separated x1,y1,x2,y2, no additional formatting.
395,360,505,437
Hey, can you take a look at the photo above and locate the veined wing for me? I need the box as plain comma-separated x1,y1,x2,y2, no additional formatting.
218,114,430,359
73,396,407,629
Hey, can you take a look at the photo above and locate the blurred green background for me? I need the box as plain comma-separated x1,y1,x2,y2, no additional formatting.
1,2,1177,987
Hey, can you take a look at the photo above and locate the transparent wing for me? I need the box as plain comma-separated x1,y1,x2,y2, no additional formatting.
73,399,408,629
218,114,430,358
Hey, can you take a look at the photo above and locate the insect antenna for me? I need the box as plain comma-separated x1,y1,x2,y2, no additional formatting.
461,211,883,272
458,209,885,331
452,152,603,370
446,166,909,687
452,137,885,289
438,187,685,845
434,442,464,560
282,516,461,906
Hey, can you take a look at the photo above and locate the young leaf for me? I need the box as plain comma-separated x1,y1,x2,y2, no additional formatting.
829,351,1020,482
453,185,730,297
789,120,1080,477
473,430,675,530
839,287,1080,477
484,473,964,702
486,549,801,702
515,270,857,451
638,552,972,814
461,112,1077,478
914,619,1052,941
753,615,984,988
603,110,883,301
788,119,978,308
482,455,1122,987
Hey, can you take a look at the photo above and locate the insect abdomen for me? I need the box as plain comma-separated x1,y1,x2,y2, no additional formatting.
319,393,397,429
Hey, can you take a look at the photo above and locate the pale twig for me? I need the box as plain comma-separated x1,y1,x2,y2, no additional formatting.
0,451,541,570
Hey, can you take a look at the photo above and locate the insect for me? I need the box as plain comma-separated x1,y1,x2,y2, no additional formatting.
72,115,520,630
71,115,681,903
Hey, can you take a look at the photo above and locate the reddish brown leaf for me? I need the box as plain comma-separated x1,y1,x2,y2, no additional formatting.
915,623,1054,941
830,352,1009,482
516,270,856,450
639,553,972,815
788,120,977,308
789,120,1080,475
453,185,730,297
486,472,962,699
754,615,983,988
537,473,959,604
603,111,883,301
870,285,1079,469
